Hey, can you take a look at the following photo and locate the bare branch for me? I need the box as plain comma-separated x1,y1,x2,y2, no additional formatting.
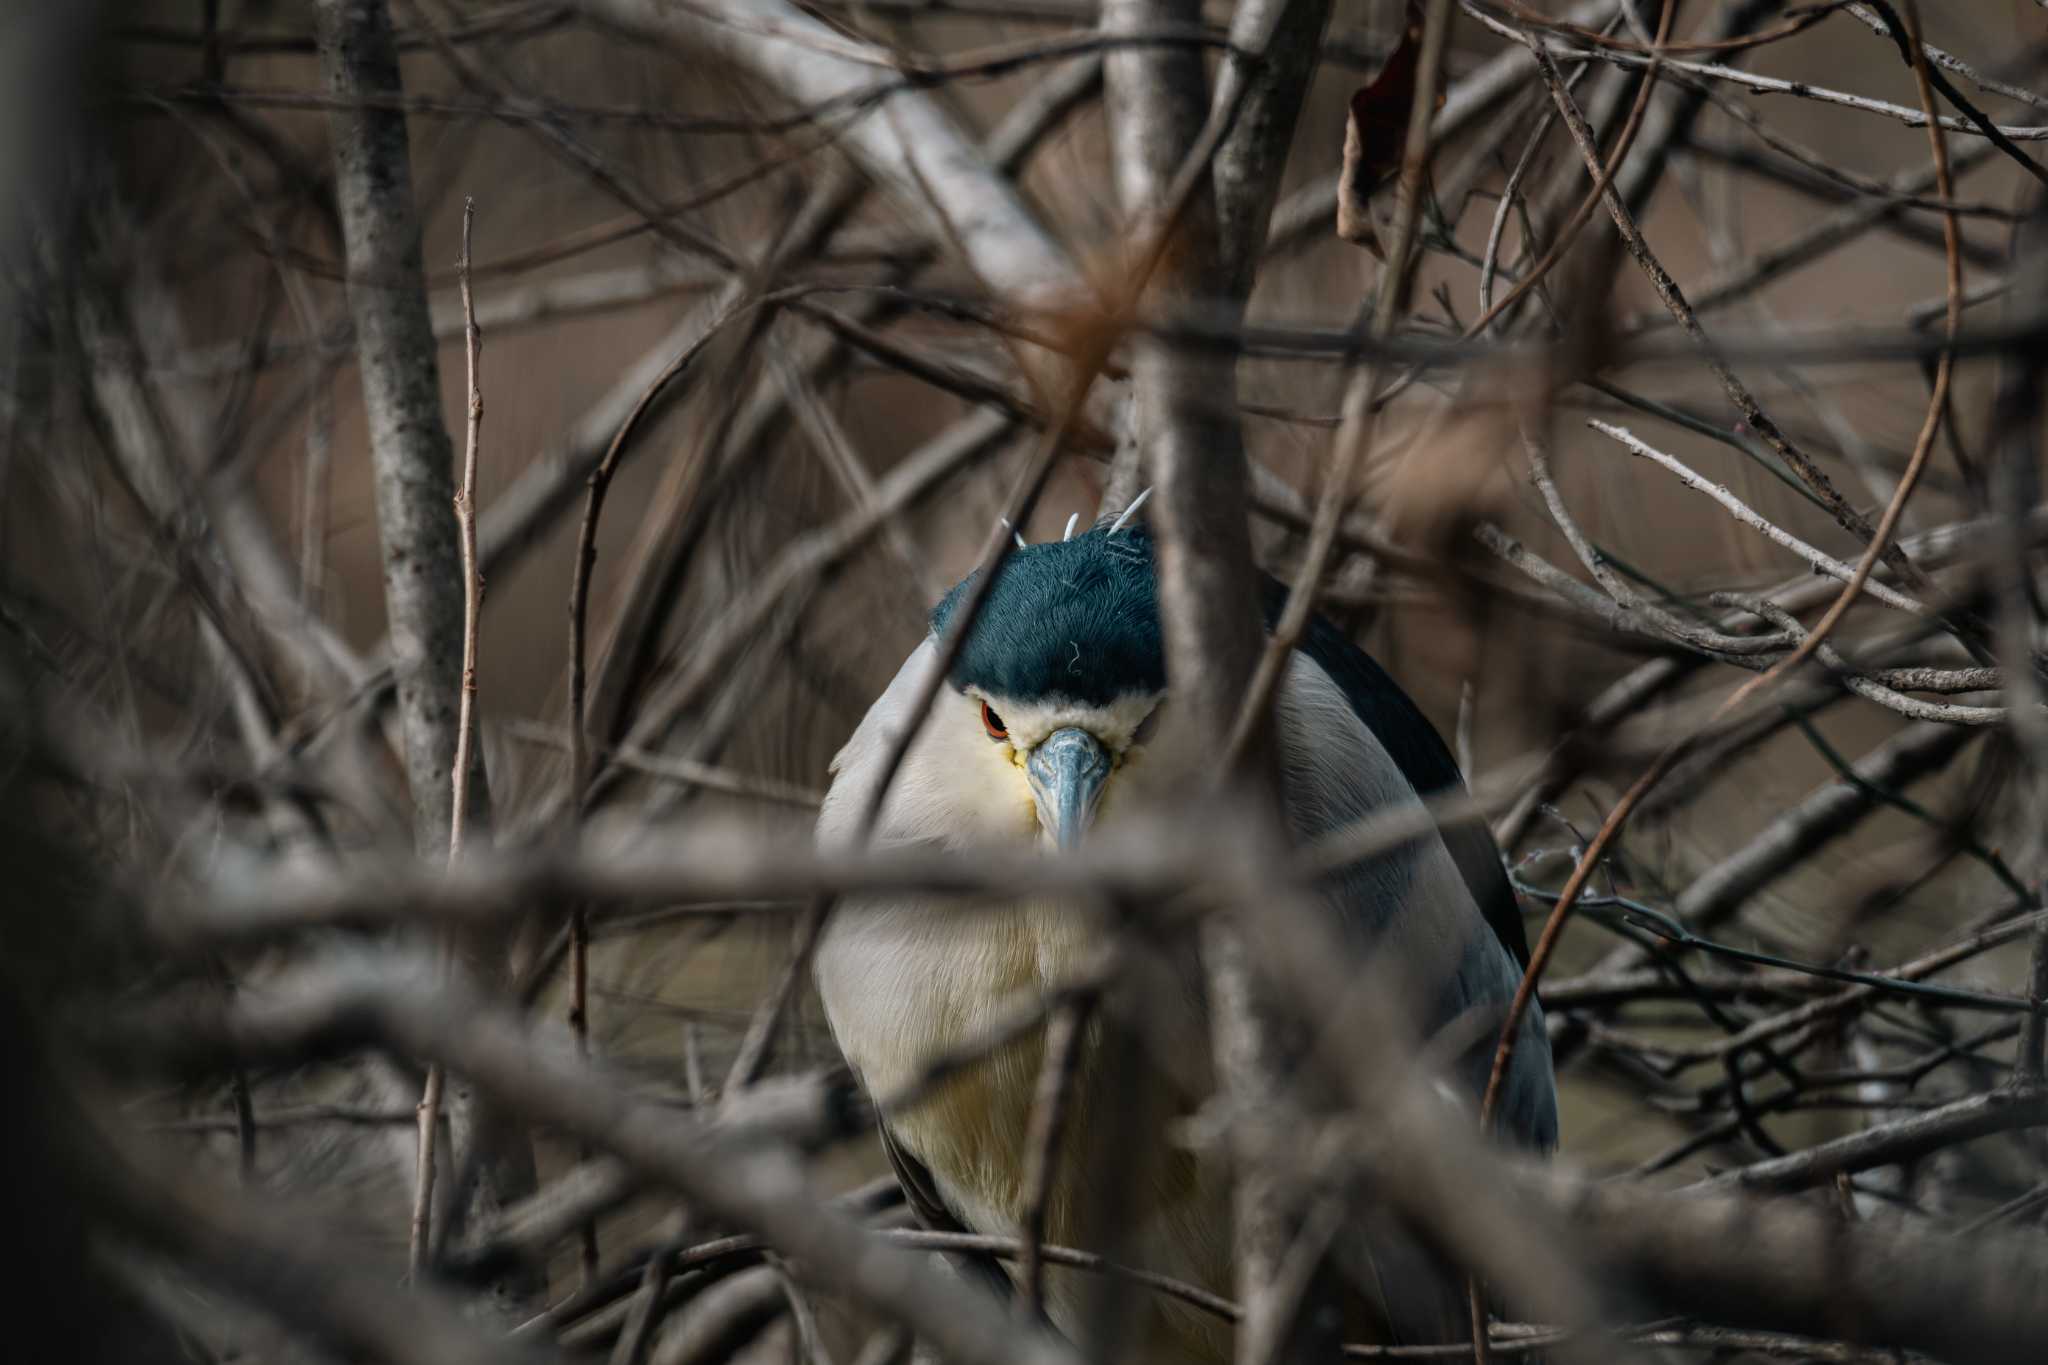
313,0,488,853
578,0,1086,316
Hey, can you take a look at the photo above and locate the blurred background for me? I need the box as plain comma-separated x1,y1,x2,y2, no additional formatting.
5,1,2048,1359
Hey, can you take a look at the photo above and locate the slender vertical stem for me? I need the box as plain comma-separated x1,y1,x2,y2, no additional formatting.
211,956,259,1182
570,899,598,1282
450,200,482,868
609,1211,685,1365
559,299,746,1275
409,1064,445,1277
298,363,334,612
1018,993,1096,1313
411,198,483,1279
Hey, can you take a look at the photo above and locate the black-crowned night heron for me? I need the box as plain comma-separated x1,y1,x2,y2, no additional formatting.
815,507,1556,1360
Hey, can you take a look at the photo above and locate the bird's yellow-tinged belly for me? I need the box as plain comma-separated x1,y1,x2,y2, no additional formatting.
817,899,1076,1226
814,898,1233,1363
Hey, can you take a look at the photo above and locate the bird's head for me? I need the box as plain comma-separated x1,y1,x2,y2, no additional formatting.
908,515,1166,851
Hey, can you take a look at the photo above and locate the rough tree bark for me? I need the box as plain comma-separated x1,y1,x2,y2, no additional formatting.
313,0,487,857
1103,0,1273,748
311,0,534,1304
1101,1,1336,1361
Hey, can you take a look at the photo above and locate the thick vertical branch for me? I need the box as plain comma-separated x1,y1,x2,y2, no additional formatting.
1993,196,2048,1082
1102,0,1266,754
1101,12,1274,1362
1103,4,1341,1363
1211,1,1336,302
314,2,535,1297
313,0,486,856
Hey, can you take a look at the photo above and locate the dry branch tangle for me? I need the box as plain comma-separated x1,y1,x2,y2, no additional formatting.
33,1,2048,1363
123,955,2048,1365
138,958,1088,1365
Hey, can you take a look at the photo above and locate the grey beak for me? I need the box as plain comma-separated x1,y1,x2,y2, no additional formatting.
1025,727,1110,851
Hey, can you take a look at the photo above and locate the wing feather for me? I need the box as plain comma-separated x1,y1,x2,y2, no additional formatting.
1275,592,1532,971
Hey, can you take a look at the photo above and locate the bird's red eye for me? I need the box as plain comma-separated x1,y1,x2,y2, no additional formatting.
980,701,1008,740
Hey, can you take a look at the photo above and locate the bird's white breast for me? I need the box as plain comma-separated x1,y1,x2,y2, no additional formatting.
811,642,1073,1228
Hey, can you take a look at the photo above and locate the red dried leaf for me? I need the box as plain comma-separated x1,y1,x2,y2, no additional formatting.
1337,3,1432,256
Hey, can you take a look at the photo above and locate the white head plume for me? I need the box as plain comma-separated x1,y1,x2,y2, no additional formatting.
1108,486,1152,535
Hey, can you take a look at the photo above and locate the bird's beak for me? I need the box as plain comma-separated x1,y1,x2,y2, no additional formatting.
1025,727,1110,851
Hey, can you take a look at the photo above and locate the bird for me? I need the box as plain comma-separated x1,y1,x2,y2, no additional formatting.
813,504,1556,1361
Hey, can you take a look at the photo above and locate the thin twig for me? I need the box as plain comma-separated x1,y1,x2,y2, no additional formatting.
1017,992,1096,1313
449,197,484,874
412,195,484,1278
565,291,751,806
1589,421,1928,617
